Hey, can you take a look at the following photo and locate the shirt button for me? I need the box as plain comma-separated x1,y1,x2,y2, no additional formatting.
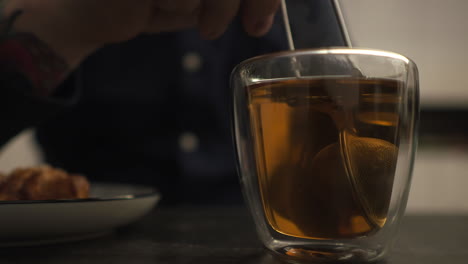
179,132,199,153
182,52,203,73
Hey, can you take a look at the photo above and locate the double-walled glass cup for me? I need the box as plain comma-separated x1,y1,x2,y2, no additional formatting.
232,48,419,263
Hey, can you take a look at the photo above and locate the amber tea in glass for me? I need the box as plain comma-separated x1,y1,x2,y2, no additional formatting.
248,77,399,240
232,49,418,263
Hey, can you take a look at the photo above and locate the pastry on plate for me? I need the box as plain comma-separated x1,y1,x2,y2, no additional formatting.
0,166,89,201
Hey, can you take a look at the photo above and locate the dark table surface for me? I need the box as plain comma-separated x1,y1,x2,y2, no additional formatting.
0,206,467,264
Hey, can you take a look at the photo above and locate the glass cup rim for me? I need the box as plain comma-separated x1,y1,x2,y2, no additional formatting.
234,47,417,71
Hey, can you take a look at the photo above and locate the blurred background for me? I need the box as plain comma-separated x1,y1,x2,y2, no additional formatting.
337,0,468,214
1,0,467,214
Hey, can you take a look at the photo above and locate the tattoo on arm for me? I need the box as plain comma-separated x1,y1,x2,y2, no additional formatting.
0,2,70,96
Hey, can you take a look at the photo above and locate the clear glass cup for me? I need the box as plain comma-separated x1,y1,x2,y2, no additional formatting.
231,48,419,263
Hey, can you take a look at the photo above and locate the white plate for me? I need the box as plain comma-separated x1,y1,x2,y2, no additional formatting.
0,183,160,246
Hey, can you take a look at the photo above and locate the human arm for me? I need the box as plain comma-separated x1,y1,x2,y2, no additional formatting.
3,0,281,70
0,0,281,147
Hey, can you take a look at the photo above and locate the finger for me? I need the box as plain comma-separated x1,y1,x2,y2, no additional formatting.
198,0,241,40
242,0,280,37
147,10,198,33
155,0,201,14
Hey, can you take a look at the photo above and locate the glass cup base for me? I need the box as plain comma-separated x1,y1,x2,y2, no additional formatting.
269,244,385,263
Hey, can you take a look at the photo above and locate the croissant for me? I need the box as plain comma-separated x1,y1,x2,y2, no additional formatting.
0,166,90,201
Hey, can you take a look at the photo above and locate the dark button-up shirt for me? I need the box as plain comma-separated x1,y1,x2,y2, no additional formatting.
8,1,346,206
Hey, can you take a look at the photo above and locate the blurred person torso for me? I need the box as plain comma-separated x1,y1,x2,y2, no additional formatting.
34,1,347,206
